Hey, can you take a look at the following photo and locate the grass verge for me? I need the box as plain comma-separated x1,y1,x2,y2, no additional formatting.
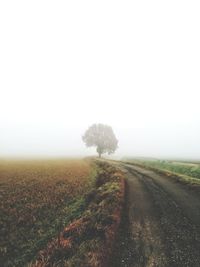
124,160,200,193
30,160,125,267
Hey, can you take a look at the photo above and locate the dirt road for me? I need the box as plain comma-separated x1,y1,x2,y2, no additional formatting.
110,162,200,267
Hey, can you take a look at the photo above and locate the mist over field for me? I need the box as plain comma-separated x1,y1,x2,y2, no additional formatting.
1,1,200,160
1,3,200,266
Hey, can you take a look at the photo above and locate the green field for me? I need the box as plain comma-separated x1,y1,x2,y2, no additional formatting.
124,158,200,180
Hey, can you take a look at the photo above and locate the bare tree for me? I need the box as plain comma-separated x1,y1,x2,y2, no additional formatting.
82,124,118,158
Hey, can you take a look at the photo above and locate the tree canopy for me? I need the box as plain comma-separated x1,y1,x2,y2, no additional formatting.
82,124,118,158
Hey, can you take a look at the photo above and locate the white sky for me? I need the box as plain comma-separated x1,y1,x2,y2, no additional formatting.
0,1,200,159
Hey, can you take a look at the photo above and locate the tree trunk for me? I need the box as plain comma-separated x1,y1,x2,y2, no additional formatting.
98,152,101,158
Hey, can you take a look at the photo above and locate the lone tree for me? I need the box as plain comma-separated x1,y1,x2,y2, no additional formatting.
82,123,118,158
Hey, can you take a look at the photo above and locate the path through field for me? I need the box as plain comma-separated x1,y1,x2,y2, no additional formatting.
111,162,200,267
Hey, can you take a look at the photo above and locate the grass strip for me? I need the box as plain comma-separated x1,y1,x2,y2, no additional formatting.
30,160,125,267
124,160,200,192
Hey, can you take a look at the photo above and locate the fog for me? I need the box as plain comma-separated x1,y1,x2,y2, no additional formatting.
1,1,200,160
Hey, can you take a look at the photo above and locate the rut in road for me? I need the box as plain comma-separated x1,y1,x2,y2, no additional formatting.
110,163,200,267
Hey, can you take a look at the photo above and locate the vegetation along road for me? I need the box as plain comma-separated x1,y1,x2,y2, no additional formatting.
111,162,200,267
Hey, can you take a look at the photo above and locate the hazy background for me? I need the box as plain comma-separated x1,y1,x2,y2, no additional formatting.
0,1,200,159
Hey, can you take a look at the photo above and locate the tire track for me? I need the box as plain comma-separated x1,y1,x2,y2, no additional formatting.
111,163,200,267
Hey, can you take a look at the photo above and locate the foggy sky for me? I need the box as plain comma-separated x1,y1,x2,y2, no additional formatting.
1,1,200,159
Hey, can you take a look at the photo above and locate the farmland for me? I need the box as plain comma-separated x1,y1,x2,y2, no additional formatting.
0,159,124,267
124,158,200,181
31,161,124,267
0,159,96,266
